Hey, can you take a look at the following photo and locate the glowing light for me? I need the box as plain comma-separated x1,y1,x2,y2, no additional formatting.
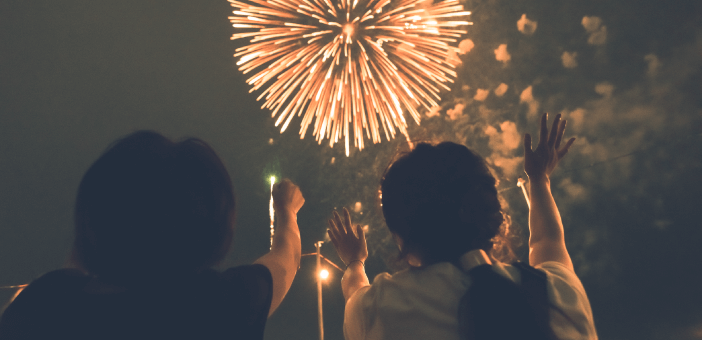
517,177,530,209
353,201,362,213
343,24,354,37
319,269,330,279
269,177,276,248
229,0,471,155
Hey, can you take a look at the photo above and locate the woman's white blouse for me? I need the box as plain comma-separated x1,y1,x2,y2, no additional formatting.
343,250,597,340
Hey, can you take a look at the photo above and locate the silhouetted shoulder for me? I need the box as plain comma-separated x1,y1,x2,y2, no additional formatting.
0,265,273,340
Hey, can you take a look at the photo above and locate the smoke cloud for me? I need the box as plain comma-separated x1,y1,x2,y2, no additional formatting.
594,82,614,98
562,51,578,68
517,14,538,35
520,86,540,116
426,106,441,118
458,39,475,54
474,89,489,101
582,16,607,45
446,103,465,120
494,83,509,97
494,44,511,63
644,54,660,77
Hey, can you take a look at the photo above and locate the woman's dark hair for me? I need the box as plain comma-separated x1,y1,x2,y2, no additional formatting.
381,142,504,265
73,131,235,285
382,142,554,339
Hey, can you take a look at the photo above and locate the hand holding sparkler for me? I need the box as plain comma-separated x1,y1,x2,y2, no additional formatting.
255,178,304,316
523,113,576,182
272,179,305,215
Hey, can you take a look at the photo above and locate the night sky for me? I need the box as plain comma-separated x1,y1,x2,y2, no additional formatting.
1,0,701,339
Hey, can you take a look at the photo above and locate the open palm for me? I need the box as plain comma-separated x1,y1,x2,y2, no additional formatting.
524,113,575,181
327,208,368,267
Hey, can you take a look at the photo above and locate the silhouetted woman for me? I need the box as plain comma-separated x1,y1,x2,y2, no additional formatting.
0,131,304,339
328,114,597,339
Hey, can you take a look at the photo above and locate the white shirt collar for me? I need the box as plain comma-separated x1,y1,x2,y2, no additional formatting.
458,249,492,271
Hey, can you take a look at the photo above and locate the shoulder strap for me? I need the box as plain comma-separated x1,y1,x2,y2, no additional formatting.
512,262,558,340
458,262,558,340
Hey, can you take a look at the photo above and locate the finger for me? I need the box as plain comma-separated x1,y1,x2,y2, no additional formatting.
331,211,346,238
554,120,566,149
538,112,548,148
357,225,367,246
327,230,339,249
547,114,561,148
343,208,355,237
273,180,290,194
333,210,346,235
557,137,576,159
524,133,532,154
328,219,340,238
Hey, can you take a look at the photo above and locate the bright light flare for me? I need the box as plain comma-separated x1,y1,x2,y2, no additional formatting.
269,176,276,249
517,177,530,209
229,0,471,155
343,24,354,37
319,269,330,279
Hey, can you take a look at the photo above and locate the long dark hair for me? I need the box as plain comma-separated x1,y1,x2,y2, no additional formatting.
73,131,235,285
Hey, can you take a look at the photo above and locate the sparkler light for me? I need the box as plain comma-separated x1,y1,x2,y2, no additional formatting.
269,176,276,248
229,0,471,155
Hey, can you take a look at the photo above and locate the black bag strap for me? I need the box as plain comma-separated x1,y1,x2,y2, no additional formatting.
458,262,558,340
512,262,556,339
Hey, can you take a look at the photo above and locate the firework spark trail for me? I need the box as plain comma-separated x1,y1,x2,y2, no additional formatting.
229,0,471,155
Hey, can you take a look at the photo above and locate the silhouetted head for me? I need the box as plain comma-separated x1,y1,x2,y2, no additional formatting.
381,142,503,265
73,131,235,285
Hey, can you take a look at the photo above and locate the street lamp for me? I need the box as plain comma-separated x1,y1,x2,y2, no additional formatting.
315,241,325,340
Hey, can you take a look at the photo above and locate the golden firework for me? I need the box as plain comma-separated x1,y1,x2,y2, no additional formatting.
229,0,471,155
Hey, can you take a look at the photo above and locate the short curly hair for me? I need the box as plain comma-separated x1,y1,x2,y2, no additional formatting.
73,131,235,285
381,142,504,265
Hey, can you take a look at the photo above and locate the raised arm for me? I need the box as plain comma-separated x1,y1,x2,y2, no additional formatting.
254,179,304,316
328,208,369,301
524,113,576,271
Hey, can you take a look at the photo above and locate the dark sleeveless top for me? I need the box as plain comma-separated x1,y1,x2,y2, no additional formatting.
0,264,272,340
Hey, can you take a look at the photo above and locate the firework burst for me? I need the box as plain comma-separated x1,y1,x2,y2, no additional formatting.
229,0,471,155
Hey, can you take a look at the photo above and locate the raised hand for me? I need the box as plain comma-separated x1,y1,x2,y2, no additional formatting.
523,113,576,271
524,113,576,182
327,208,368,267
257,178,304,316
272,179,305,215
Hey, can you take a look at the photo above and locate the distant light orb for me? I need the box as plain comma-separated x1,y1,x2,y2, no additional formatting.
270,176,276,184
319,269,329,279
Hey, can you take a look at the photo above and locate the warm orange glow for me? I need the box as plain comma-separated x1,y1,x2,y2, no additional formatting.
269,177,275,248
343,24,354,37
229,0,471,155
319,269,330,279
7,286,25,306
